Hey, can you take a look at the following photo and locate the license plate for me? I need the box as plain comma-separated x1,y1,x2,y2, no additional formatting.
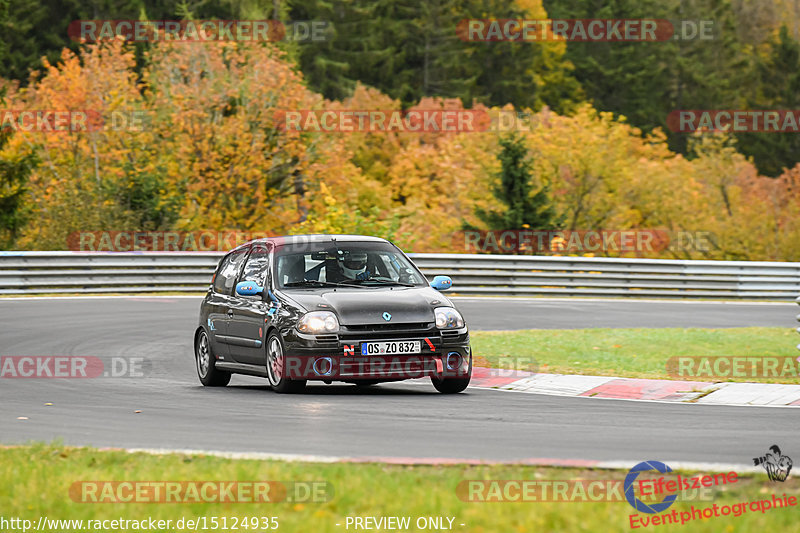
361,341,420,355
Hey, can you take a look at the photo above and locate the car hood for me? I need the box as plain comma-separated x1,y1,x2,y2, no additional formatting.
282,286,449,325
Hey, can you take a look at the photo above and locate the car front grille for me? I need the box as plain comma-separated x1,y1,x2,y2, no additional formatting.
338,323,438,342
343,322,433,332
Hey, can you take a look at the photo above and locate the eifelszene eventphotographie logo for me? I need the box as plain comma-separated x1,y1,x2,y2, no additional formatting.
624,461,678,514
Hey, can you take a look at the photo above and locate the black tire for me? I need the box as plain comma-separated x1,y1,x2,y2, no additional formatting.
431,353,472,394
266,332,306,393
195,329,231,387
431,375,470,393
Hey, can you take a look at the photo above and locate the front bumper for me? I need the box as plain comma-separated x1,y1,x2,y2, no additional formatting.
281,324,471,381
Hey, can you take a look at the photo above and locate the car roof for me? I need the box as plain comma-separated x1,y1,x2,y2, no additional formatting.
231,234,391,252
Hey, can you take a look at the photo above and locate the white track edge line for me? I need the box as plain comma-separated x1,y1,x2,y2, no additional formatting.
469,384,800,408
122,447,759,473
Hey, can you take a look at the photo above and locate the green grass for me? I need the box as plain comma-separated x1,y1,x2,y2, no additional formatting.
471,327,799,383
1,444,798,532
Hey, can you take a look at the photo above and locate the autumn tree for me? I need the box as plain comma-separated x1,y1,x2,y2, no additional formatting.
0,86,39,248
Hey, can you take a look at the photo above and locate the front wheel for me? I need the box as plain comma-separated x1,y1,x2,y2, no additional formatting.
266,332,306,393
431,353,471,393
431,375,471,393
195,329,231,387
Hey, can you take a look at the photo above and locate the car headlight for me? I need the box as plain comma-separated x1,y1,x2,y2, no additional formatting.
434,307,464,329
297,311,340,334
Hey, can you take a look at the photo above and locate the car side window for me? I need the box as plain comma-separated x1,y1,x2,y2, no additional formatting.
241,244,270,287
276,254,308,285
213,249,247,294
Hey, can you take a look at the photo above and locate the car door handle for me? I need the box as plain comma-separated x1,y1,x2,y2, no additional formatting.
227,310,234,318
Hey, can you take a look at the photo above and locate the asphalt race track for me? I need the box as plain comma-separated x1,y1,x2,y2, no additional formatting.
1,296,797,465
452,297,795,330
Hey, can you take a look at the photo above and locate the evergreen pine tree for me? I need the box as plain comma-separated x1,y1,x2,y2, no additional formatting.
473,134,563,231
737,25,800,176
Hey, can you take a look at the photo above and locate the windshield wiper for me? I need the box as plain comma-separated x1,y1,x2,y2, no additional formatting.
283,280,346,288
347,277,416,287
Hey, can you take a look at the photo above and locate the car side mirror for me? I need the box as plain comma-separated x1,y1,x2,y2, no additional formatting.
236,281,264,296
430,275,452,291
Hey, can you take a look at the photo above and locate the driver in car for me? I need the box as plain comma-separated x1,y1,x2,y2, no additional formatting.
338,251,371,281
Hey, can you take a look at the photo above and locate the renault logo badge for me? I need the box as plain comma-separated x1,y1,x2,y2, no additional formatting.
382,312,392,321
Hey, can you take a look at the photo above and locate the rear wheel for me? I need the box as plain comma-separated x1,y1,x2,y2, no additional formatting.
195,330,231,387
266,332,306,393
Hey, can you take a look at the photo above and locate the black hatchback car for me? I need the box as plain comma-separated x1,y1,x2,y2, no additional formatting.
194,235,472,393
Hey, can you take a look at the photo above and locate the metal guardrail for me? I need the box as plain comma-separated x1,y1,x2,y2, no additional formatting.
1,251,799,300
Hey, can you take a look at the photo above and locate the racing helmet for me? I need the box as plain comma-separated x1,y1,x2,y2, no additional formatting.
340,251,368,279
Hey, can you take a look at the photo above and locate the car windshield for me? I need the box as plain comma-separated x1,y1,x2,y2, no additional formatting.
273,241,426,289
